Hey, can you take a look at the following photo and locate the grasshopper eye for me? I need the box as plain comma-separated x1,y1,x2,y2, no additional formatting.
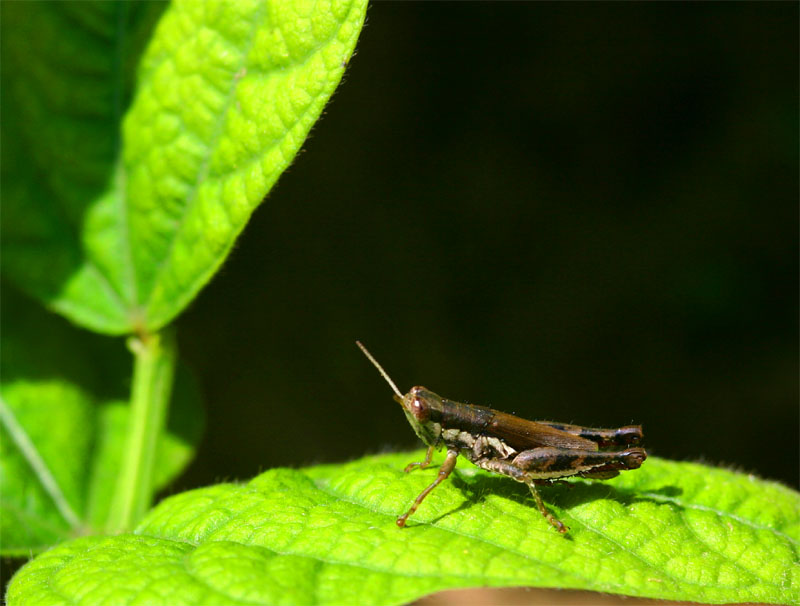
410,397,430,422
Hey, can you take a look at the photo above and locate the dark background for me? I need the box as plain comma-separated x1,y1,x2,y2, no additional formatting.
4,2,797,598
172,2,798,492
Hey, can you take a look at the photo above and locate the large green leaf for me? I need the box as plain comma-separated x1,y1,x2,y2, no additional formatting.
0,2,166,333
0,286,203,555
1,0,367,335
7,452,798,605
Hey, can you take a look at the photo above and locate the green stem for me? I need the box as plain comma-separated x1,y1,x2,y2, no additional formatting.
107,328,177,533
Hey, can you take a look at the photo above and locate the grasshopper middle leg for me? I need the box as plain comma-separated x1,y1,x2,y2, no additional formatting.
526,482,568,533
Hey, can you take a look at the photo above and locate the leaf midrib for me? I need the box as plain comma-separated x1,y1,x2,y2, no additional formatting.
139,6,269,316
112,1,140,325
639,490,799,546
135,484,578,585
141,1,357,319
0,395,81,528
310,477,656,593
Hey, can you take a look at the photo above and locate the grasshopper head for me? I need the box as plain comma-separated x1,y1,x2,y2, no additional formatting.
396,386,443,447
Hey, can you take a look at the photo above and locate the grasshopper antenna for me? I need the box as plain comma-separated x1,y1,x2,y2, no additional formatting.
356,341,403,399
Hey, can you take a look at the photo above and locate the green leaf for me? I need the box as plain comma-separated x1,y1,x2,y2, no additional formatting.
7,452,798,605
0,286,203,555
1,0,368,335
0,1,167,333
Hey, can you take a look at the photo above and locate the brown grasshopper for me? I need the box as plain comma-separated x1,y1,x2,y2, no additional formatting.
357,342,646,534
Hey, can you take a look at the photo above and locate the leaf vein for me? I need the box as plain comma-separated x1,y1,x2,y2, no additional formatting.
639,491,799,547
140,7,269,313
0,396,82,528
308,479,595,588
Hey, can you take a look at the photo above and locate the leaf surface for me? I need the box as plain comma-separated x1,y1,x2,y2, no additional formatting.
0,2,166,333
0,287,203,555
1,0,367,334
7,452,799,605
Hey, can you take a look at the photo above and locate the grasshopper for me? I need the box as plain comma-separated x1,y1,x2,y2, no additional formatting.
356,341,646,534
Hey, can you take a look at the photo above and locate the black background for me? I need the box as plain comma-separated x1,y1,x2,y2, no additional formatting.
172,2,798,493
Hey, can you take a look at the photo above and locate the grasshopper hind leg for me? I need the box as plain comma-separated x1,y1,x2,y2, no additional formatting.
476,457,570,533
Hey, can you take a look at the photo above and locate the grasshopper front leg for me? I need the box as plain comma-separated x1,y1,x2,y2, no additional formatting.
397,448,458,527
404,445,435,473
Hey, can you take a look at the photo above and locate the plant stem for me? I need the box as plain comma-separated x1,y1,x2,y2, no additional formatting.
107,328,177,533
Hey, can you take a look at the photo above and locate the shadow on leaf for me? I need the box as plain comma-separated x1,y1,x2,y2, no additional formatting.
423,469,685,527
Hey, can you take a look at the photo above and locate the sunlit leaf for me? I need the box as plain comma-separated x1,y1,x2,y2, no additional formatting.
7,452,798,604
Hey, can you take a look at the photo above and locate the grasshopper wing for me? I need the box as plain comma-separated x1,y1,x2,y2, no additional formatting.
488,410,599,451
